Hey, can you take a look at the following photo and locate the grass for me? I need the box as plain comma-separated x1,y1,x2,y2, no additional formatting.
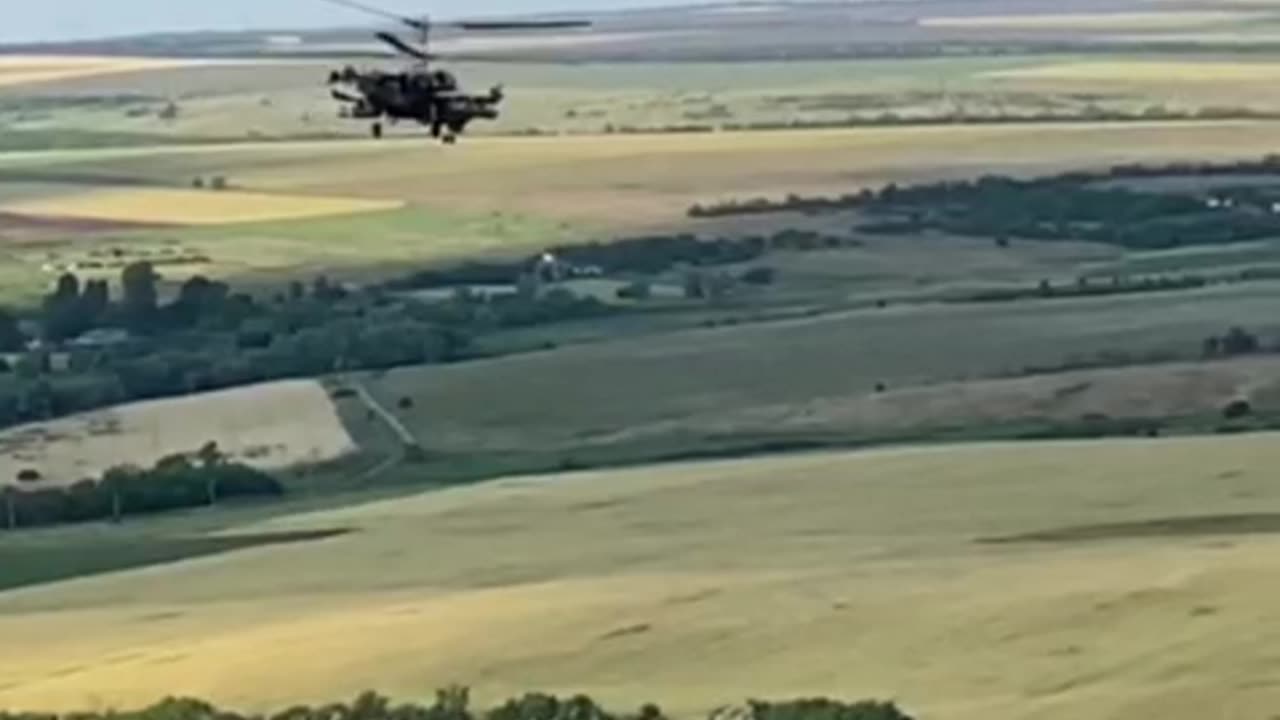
0,202,567,306
0,529,350,594
359,280,1280,458
5,433,1280,720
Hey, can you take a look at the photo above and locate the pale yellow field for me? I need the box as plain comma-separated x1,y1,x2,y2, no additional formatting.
0,55,199,88
986,60,1280,82
0,379,356,488
0,188,404,226
5,433,1280,719
919,11,1267,30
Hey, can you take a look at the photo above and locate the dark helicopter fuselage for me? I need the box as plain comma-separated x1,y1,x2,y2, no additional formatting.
330,65,502,141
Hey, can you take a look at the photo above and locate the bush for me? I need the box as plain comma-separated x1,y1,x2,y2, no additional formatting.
3,450,282,529
744,698,915,720
616,281,653,300
740,267,777,285
1223,398,1253,420
0,691,910,720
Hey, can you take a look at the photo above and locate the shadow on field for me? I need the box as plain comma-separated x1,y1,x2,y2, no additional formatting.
0,528,352,593
979,513,1280,544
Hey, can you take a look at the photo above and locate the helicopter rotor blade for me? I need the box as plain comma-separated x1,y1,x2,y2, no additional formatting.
318,0,430,32
375,30,435,61
449,19,592,30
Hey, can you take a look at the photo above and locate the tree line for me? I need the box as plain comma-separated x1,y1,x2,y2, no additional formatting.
687,154,1280,252
588,105,1280,138
0,261,619,432
384,234,774,292
0,687,914,720
1,442,281,530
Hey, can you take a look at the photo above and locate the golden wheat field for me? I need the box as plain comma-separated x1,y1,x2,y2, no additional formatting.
0,187,405,226
0,56,199,88
3,433,1280,719
0,379,356,488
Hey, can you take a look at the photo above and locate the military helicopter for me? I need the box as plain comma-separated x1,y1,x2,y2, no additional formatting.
321,0,591,143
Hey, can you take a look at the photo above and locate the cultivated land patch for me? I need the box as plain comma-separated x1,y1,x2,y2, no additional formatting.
4,434,1280,720
360,282,1280,456
0,529,351,594
985,60,1280,81
0,379,356,489
6,122,1280,231
0,187,404,226
0,56,201,88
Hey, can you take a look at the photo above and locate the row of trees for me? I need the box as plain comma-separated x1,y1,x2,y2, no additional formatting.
385,234,776,293
687,155,1280,250
0,262,624,430
962,274,1211,304
0,688,915,720
1,443,281,530
595,105,1280,139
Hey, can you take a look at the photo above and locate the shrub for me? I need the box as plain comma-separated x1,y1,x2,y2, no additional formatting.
616,281,653,300
3,451,282,529
1223,398,1253,420
0,690,914,720
740,267,777,285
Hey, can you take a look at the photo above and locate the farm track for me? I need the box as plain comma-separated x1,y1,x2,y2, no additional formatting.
353,382,418,448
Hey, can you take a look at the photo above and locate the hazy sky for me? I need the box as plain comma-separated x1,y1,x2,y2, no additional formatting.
4,0,653,43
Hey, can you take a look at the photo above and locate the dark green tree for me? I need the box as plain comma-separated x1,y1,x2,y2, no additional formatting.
41,272,90,341
121,261,160,333
0,308,25,351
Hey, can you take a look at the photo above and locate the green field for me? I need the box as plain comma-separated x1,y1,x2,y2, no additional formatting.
355,280,1280,462
5,434,1280,720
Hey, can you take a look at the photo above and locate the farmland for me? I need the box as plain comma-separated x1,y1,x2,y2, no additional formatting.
0,187,403,225
10,2,1280,718
5,433,1280,720
0,56,202,88
357,279,1280,461
0,118,1274,306
0,379,356,489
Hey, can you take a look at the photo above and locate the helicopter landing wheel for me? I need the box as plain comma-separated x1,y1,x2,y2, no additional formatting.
442,134,457,145
371,122,383,139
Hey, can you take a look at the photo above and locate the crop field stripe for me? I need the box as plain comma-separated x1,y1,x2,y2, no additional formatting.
0,188,406,225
